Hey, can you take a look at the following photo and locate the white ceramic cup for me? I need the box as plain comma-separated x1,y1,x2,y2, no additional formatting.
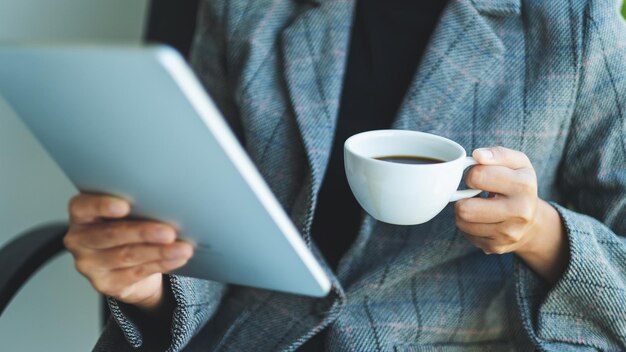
344,130,482,225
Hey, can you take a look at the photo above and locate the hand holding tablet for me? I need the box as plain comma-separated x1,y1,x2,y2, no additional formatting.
64,194,191,310
0,45,331,297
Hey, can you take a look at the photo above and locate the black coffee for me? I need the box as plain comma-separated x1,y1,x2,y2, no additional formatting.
374,155,445,164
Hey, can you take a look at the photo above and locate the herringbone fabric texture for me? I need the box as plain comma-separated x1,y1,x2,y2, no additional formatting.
94,0,626,351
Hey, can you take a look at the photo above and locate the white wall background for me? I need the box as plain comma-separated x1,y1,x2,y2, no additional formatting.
0,1,148,350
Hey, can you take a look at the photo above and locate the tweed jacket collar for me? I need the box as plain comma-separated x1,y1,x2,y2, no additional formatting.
274,0,516,200
271,0,520,322
236,0,522,311
208,2,524,349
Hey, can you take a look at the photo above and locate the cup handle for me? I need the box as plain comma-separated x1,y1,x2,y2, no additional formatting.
449,157,482,202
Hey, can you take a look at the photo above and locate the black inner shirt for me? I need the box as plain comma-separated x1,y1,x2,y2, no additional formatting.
300,1,448,350
311,0,448,270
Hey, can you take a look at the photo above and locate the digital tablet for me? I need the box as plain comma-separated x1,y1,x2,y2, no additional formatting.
0,45,331,297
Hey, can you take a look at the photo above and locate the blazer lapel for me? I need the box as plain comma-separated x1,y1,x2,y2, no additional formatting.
277,0,519,189
393,0,518,133
238,1,296,93
280,0,355,196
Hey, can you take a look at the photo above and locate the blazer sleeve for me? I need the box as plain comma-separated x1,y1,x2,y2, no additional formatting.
95,276,226,352
93,1,232,351
514,1,626,351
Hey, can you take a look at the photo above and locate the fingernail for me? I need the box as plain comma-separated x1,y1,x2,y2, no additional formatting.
109,201,128,215
475,148,493,160
166,245,192,259
153,226,174,242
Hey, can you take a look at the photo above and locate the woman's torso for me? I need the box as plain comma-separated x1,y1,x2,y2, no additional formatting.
184,0,582,350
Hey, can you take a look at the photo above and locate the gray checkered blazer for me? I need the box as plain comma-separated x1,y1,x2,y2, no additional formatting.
95,0,626,350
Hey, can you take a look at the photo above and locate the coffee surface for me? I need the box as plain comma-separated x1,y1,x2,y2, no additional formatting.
374,155,445,164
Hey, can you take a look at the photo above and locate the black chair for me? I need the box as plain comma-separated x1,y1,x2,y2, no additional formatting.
0,0,200,320
0,223,68,316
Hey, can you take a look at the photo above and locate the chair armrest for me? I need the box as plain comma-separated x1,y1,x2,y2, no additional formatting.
0,222,68,316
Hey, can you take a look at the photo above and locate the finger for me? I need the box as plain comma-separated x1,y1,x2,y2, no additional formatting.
465,165,536,196
81,242,194,271
457,219,523,246
460,232,497,254
69,194,130,224
456,219,498,239
461,231,516,255
90,259,187,299
472,146,533,170
102,258,189,294
454,197,510,223
77,221,177,249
